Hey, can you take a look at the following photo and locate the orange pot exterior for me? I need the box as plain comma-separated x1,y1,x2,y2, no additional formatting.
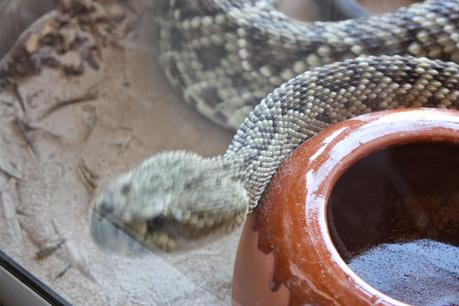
232,108,459,306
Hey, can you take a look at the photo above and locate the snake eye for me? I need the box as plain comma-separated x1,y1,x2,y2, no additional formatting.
121,183,131,195
147,215,168,232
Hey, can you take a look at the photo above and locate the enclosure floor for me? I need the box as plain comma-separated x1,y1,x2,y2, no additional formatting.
0,1,238,304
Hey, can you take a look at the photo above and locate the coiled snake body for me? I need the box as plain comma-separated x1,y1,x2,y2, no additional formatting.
91,0,459,251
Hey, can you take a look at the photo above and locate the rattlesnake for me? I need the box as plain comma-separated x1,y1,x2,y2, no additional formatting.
90,0,459,251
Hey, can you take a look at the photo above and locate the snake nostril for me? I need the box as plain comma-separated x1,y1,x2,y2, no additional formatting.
98,201,114,216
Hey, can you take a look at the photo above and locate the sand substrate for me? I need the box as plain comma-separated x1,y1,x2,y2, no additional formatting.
0,1,239,305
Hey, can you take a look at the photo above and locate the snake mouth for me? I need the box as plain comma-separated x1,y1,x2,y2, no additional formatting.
90,209,148,254
126,214,245,252
141,214,237,252
90,208,222,252
91,196,247,252
138,206,249,251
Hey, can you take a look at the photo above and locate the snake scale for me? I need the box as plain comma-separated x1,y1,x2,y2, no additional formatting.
90,0,459,251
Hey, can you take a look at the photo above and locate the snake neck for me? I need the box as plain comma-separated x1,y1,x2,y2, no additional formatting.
225,56,459,211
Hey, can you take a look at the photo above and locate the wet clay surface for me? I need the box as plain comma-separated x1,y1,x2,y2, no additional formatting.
233,109,459,306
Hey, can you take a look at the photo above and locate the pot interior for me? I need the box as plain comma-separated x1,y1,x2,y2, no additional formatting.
328,141,459,259
327,141,459,304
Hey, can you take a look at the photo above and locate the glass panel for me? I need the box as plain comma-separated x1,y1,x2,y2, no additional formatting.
1,1,457,305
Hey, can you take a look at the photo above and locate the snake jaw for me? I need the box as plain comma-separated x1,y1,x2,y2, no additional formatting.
139,207,248,252
91,193,248,253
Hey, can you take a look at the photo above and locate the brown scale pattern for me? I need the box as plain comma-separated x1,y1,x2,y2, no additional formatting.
154,0,459,129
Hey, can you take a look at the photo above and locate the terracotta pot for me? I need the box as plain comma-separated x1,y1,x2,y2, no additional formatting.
232,108,459,306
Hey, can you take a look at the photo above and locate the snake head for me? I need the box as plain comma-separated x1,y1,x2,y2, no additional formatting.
90,151,248,252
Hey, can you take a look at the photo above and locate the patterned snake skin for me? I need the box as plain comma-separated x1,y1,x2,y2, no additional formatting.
90,0,459,251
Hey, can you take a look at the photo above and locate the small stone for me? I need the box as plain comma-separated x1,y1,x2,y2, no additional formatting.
59,51,84,75
25,34,40,54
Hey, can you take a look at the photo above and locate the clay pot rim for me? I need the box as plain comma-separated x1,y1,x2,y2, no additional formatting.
255,108,459,305
303,108,459,305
